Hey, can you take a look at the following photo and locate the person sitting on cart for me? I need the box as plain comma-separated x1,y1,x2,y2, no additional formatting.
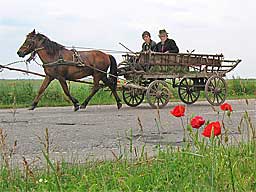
155,29,179,53
141,31,156,52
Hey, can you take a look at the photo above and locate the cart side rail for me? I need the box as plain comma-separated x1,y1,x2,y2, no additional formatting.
137,52,224,67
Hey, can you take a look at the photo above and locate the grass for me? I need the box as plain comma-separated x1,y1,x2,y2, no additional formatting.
0,79,117,108
2,142,255,191
0,101,255,191
0,78,255,109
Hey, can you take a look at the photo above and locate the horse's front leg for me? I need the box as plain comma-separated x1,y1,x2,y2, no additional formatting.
29,75,53,110
58,79,80,111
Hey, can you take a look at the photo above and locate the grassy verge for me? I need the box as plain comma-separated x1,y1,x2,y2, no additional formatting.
0,78,255,108
1,142,255,191
0,113,255,191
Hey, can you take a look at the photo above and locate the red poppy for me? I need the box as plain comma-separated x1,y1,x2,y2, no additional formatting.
190,116,205,129
170,105,185,117
202,121,221,138
220,103,233,112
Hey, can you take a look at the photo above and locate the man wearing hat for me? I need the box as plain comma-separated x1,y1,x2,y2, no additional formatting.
141,31,156,52
155,29,179,53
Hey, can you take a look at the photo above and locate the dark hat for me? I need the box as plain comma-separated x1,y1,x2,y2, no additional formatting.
142,31,151,38
158,29,168,36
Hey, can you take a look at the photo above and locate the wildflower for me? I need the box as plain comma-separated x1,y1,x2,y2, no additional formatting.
170,105,185,117
190,116,205,129
202,121,221,138
220,103,233,112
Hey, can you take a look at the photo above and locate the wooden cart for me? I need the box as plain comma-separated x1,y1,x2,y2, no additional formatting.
118,52,241,108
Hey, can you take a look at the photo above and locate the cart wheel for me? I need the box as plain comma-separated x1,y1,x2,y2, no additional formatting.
205,75,227,106
146,80,170,108
178,78,200,104
122,85,145,107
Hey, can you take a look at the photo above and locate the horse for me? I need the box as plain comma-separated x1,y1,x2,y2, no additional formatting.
17,29,122,111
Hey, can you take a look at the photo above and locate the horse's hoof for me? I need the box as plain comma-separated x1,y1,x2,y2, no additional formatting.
74,105,80,112
79,104,87,109
117,103,122,109
28,106,36,110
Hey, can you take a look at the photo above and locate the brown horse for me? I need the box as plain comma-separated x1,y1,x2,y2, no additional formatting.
17,29,122,111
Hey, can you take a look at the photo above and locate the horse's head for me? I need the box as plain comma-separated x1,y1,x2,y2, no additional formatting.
17,29,43,58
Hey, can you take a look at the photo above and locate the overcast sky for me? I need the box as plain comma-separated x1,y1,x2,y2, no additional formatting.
0,0,255,79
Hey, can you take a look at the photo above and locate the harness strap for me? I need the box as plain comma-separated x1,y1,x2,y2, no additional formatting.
31,47,125,80
71,48,93,69
71,48,81,63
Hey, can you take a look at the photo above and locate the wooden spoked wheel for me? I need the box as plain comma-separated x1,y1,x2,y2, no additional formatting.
205,75,227,106
146,80,170,108
122,84,145,107
178,78,200,104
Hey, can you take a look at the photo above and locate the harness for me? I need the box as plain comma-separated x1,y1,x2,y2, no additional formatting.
25,39,121,79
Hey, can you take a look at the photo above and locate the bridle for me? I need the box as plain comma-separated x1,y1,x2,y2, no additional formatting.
21,34,45,62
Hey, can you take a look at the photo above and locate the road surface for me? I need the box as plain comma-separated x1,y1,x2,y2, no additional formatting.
0,99,255,164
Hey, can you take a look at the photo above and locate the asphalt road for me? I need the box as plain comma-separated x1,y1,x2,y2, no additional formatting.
0,99,255,164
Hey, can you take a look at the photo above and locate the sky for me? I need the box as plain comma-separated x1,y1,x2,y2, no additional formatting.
0,0,255,79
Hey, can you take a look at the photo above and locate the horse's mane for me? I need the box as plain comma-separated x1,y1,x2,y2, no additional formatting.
37,33,65,56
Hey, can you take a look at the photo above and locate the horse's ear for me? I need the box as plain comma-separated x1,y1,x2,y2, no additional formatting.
32,29,36,34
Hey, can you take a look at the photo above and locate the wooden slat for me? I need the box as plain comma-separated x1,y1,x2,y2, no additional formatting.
142,72,226,79
138,53,222,67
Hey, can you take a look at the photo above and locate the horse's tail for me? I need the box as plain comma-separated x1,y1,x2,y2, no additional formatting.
108,54,118,90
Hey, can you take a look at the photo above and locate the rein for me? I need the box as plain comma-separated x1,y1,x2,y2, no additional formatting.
64,46,130,54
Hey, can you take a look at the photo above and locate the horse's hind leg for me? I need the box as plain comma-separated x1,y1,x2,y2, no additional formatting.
101,76,122,109
29,75,53,110
80,76,101,109
58,79,80,111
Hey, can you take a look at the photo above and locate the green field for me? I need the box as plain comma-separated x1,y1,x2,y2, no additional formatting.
0,79,117,108
0,78,255,108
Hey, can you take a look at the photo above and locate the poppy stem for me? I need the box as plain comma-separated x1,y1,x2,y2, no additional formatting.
222,111,225,122
180,117,186,142
210,135,216,192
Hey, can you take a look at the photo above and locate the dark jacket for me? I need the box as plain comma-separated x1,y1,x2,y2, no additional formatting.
142,40,157,52
155,39,179,53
